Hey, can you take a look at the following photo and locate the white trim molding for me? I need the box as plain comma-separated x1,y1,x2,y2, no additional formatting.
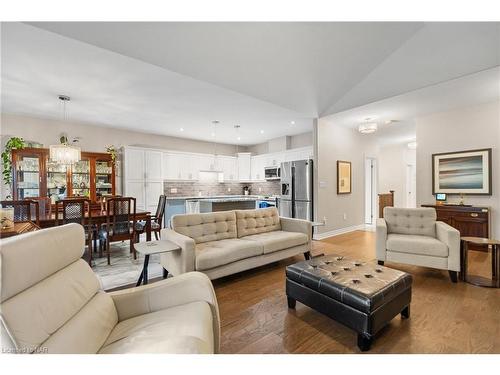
313,224,370,240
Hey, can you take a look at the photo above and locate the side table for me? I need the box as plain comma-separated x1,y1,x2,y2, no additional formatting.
135,240,181,286
461,237,500,288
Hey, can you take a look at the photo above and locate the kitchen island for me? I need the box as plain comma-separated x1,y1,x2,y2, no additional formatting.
197,197,257,212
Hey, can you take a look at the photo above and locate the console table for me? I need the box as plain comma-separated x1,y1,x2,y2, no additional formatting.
422,204,490,251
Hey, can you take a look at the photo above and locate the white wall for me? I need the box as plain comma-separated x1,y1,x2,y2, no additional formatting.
248,131,313,155
378,143,416,208
0,113,243,155
316,119,378,236
416,100,500,238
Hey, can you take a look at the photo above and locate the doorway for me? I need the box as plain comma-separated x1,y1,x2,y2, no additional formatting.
406,164,416,208
364,157,377,225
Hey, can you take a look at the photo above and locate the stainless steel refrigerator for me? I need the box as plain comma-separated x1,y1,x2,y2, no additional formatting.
279,159,313,221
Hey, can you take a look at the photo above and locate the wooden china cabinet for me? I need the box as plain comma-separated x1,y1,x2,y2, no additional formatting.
12,148,115,203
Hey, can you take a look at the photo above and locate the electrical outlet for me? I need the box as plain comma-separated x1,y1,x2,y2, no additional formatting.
170,188,177,193
343,213,347,220
227,187,231,192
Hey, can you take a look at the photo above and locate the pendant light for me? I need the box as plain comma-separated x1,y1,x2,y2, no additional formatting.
49,95,81,164
358,118,378,134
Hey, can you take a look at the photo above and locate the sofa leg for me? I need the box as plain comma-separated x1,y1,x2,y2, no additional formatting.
401,305,410,319
287,296,296,309
377,260,384,266
304,251,312,260
357,333,372,352
449,270,458,283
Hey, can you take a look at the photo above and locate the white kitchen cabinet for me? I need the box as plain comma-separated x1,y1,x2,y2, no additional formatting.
251,155,265,181
237,152,252,182
124,147,164,211
217,156,237,181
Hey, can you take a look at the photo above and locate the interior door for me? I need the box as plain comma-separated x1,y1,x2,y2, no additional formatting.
406,164,416,208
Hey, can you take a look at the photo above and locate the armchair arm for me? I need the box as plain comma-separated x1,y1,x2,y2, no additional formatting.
376,218,388,261
436,221,460,272
109,271,220,353
159,228,196,276
280,216,312,243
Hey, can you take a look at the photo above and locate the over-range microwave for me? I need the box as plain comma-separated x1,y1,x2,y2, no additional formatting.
264,166,280,180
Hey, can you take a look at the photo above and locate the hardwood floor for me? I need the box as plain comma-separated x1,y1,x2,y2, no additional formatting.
213,231,500,354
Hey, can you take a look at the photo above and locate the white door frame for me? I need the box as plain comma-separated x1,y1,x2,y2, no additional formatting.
364,157,378,224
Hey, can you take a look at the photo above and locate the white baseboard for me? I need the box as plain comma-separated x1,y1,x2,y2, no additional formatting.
313,224,370,240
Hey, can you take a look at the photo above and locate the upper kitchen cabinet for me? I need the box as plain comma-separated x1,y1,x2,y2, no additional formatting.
250,155,266,181
164,151,200,180
217,155,238,182
237,152,252,182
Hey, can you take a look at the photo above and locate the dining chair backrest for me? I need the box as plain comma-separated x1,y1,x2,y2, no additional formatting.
106,197,136,237
154,195,167,227
0,200,39,225
55,199,91,226
26,197,52,219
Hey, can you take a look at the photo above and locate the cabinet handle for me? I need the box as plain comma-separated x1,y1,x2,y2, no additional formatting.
470,213,478,217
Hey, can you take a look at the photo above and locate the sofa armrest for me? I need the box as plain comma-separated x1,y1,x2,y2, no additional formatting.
159,228,196,275
280,216,312,242
436,221,460,272
109,271,220,353
376,218,388,261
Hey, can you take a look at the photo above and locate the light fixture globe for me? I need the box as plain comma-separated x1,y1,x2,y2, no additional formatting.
358,122,378,134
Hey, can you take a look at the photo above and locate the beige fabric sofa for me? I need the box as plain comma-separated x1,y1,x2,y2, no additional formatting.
376,207,460,282
0,223,220,354
161,207,312,280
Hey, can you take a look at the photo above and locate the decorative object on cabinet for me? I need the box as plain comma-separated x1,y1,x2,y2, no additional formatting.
1,137,25,195
11,148,115,202
378,190,394,218
422,204,490,252
432,148,492,195
106,144,118,164
337,160,352,194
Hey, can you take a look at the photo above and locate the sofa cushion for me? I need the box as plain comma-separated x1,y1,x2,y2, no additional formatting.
195,238,263,270
99,301,214,354
386,233,448,257
235,207,281,238
244,230,309,254
172,211,237,244
384,207,436,237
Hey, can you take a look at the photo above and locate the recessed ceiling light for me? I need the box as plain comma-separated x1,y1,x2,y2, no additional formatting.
179,127,184,132
211,132,215,137
290,121,295,125
237,136,241,141
260,130,264,134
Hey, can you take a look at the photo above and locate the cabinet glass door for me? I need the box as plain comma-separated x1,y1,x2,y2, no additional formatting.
71,159,91,198
15,153,42,199
95,159,113,199
46,160,68,200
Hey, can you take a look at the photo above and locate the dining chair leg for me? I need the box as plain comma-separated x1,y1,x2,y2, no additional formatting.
93,232,98,252
106,239,111,265
131,235,137,260
87,236,93,266
99,238,103,258
154,231,159,241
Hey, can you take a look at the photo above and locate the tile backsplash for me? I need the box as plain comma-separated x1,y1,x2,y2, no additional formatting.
164,180,280,197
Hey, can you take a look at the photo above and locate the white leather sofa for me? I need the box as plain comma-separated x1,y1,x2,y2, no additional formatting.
376,207,460,282
0,223,220,354
161,207,312,280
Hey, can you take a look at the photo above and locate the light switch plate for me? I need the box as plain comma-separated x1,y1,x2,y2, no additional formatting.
319,181,327,188
170,188,177,193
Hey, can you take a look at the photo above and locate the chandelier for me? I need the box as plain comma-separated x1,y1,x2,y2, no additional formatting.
49,95,81,164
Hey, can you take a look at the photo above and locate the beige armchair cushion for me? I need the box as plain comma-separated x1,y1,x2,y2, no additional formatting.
235,207,281,238
99,301,214,354
244,231,308,254
172,211,237,244
384,207,436,237
195,238,263,270
386,233,448,257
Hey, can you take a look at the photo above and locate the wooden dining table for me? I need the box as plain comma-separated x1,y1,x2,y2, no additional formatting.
37,209,153,241
0,222,41,239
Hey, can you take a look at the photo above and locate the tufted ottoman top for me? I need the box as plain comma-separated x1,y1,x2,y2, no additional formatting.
286,255,412,313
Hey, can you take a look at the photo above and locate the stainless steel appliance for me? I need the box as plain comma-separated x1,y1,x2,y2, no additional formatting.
279,159,313,221
264,166,280,180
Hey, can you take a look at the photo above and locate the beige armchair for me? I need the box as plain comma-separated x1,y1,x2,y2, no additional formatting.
376,207,460,283
0,223,220,354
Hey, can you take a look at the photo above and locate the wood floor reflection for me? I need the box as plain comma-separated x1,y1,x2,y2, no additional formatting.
214,230,500,353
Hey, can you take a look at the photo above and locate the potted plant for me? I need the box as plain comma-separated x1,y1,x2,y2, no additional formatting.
1,137,25,198
106,145,118,164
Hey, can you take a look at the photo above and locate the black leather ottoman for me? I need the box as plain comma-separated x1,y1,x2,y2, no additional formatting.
286,255,412,351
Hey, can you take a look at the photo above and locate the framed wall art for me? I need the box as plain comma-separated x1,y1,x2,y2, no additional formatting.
432,148,492,195
337,160,352,194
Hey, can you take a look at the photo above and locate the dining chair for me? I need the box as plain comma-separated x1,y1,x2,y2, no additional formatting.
135,195,166,242
0,200,39,226
98,197,137,265
25,197,52,220
55,198,94,265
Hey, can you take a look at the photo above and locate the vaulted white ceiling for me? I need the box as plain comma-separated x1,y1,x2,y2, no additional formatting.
1,21,499,145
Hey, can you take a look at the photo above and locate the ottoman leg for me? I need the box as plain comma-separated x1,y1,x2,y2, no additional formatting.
304,251,312,260
401,305,410,319
287,296,296,309
377,260,384,266
357,333,372,352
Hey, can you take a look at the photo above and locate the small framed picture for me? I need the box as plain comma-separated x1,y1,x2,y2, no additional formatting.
432,148,492,195
337,160,352,194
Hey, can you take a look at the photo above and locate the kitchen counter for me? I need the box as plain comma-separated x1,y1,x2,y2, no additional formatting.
167,195,277,201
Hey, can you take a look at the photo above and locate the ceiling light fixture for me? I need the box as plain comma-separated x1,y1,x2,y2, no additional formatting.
358,118,378,134
260,130,264,134
234,124,241,142
49,95,81,164
180,127,184,132
290,121,295,125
